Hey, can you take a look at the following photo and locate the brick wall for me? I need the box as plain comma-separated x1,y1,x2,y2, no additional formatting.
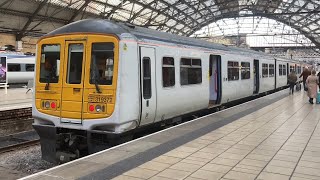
0,108,33,136
0,33,38,53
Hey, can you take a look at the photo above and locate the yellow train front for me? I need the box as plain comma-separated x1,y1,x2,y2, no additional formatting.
33,20,136,163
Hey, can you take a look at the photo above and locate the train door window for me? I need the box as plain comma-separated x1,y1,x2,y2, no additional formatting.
40,44,60,83
269,64,275,77
262,63,268,77
162,57,175,87
282,65,287,75
7,64,21,72
227,61,239,81
142,57,151,99
26,64,34,71
66,44,83,84
279,64,283,76
180,58,202,85
90,43,114,85
241,62,250,79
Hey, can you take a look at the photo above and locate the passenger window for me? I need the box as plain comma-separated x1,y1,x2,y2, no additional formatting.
269,64,274,77
290,65,294,73
8,64,21,72
180,58,202,85
241,62,250,80
162,57,175,87
66,44,83,84
143,57,151,99
279,64,283,76
262,63,268,77
283,65,287,75
227,61,239,81
90,43,114,85
26,64,34,72
39,44,60,83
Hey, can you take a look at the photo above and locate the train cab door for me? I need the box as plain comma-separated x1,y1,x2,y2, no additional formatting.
209,55,222,106
139,46,157,126
253,59,259,94
60,41,86,124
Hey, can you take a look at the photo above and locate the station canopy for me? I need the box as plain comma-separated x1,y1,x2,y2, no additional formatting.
0,0,319,47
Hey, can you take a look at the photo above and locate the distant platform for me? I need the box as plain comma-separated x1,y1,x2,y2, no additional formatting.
0,87,32,111
22,90,320,180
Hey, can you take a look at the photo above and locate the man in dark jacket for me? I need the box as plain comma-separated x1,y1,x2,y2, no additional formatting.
300,67,311,90
288,71,298,94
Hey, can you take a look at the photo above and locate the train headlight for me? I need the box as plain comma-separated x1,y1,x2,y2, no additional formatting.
45,101,50,108
95,105,102,112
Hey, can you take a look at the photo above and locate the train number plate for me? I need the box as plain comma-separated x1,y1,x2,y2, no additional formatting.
88,95,112,103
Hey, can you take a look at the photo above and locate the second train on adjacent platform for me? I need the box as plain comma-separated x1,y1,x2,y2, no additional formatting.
32,19,308,163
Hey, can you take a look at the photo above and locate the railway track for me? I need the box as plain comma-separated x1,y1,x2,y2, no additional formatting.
0,131,39,154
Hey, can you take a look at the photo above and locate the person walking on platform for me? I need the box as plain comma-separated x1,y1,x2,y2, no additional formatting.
306,70,319,104
300,67,311,90
288,71,297,95
317,71,320,89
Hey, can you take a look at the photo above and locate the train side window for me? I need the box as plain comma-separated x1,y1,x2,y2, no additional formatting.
90,43,114,85
7,64,21,72
241,62,250,80
227,61,239,81
269,64,274,77
162,57,175,87
290,65,294,73
283,65,287,75
143,57,152,99
279,64,283,76
40,44,60,83
262,63,268,78
26,64,34,72
180,58,202,85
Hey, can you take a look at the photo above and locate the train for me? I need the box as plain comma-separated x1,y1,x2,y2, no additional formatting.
32,19,309,163
0,51,35,84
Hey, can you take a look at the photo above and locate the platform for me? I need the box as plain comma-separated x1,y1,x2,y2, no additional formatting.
21,90,320,180
0,88,32,111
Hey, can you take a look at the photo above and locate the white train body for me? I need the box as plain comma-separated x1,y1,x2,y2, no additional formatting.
0,53,35,84
31,19,309,162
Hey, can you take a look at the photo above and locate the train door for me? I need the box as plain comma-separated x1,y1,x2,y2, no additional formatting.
139,46,157,126
209,55,222,105
287,63,289,76
253,59,259,94
274,59,277,89
60,41,86,124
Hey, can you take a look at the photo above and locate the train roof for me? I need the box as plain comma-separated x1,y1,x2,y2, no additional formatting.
45,19,306,63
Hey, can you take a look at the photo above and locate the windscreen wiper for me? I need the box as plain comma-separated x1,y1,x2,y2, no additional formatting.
92,56,101,93
45,70,52,90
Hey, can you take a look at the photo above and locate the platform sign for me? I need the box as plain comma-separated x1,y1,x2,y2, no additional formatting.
0,56,7,83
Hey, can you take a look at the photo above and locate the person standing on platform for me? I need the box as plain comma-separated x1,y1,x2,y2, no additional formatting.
306,70,319,104
317,71,320,89
288,71,297,95
300,67,311,90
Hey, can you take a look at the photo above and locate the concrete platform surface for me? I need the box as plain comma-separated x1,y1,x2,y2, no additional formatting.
0,88,32,111
21,90,320,180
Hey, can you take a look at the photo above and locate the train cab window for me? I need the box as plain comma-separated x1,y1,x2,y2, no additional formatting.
39,44,60,83
7,64,21,72
241,62,250,79
162,57,175,87
227,61,239,81
262,63,268,77
269,64,275,77
279,64,283,76
180,58,202,85
90,43,114,85
283,65,287,75
26,64,34,71
66,44,84,84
